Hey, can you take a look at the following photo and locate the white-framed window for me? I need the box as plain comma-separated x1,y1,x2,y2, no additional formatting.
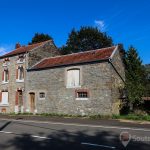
2,69,9,83
66,69,80,88
3,58,10,67
75,90,89,100
17,55,25,64
39,92,46,100
16,66,24,82
1,92,9,105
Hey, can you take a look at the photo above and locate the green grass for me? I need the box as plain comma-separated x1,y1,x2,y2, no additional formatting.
112,114,150,121
1,112,150,121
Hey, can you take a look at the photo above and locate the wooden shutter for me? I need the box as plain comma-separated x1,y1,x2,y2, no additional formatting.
15,91,18,105
2,71,4,81
16,69,18,79
8,70,9,80
0,92,2,103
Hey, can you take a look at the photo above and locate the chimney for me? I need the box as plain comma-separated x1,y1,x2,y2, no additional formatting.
15,43,21,49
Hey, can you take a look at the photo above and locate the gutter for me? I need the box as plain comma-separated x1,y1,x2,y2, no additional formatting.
108,58,125,83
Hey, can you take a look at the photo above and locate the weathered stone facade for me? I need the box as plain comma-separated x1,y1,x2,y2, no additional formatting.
0,40,58,113
26,46,125,115
0,42,125,115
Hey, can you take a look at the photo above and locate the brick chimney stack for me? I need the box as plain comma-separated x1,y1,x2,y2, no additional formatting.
15,43,21,49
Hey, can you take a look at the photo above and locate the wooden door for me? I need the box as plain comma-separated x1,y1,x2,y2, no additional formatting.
18,91,23,112
30,93,35,113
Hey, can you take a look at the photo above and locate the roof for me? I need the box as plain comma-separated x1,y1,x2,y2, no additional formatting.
31,46,117,70
0,40,51,58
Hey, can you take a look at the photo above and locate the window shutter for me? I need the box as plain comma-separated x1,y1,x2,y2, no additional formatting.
15,91,18,105
8,70,9,80
73,69,80,86
16,69,18,79
0,92,2,103
2,71,4,81
1,92,8,104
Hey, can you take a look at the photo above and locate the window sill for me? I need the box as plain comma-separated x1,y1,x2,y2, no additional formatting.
16,79,24,83
39,98,46,100
66,85,81,89
17,61,24,64
0,104,9,106
2,81,9,84
76,98,89,100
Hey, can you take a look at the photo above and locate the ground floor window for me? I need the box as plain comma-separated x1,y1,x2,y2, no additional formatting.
1,92,8,104
39,92,46,99
75,89,89,100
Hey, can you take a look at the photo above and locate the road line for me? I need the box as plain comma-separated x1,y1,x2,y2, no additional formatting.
31,135,51,139
81,142,116,149
0,131,13,134
0,130,51,140
0,118,150,132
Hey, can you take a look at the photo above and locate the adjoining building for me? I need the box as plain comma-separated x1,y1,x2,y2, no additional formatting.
0,40,125,115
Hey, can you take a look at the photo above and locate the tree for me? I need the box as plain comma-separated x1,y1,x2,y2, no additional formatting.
60,26,113,55
29,33,53,44
125,46,146,110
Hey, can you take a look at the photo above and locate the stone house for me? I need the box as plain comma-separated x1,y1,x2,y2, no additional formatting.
26,45,125,115
0,40,58,113
0,40,125,115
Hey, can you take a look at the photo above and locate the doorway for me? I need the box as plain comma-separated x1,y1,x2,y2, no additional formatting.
18,90,23,112
29,92,35,113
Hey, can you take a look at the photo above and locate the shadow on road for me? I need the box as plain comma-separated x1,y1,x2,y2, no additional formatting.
0,129,149,150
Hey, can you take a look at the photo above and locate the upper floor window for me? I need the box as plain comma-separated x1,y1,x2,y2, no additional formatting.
2,69,9,83
16,66,24,82
3,58,10,67
67,68,80,88
17,55,25,64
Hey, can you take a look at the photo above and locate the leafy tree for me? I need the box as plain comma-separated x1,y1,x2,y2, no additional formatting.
29,33,53,44
60,26,113,55
144,64,150,97
125,46,146,110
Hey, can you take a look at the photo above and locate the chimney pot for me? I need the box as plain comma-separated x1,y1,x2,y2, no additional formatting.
15,43,21,49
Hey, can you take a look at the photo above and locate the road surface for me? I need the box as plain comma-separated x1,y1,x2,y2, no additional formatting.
0,118,149,150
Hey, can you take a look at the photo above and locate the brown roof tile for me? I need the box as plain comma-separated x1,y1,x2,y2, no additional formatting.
0,40,50,58
31,46,117,70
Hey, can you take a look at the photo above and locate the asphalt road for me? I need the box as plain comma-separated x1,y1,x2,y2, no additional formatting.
0,118,149,150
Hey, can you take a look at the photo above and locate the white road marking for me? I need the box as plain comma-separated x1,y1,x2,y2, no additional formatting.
31,135,51,139
0,131,13,134
0,130,51,140
81,142,116,149
0,118,150,132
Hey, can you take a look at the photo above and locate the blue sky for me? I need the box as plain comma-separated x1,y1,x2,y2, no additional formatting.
0,0,149,64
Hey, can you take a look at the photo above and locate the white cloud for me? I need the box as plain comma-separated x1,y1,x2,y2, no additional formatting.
94,20,106,31
0,47,8,55
0,44,14,55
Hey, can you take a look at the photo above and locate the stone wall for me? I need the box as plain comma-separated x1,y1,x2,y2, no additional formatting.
26,62,114,115
0,55,26,113
28,40,59,68
110,48,125,114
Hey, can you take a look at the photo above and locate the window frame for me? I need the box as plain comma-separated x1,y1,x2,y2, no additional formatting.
75,89,89,100
0,91,9,105
38,92,46,100
2,69,9,84
66,67,81,88
16,66,24,82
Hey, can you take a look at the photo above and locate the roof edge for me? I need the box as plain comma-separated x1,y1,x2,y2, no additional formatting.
28,58,109,72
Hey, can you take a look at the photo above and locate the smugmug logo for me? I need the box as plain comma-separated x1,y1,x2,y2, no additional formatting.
120,131,131,147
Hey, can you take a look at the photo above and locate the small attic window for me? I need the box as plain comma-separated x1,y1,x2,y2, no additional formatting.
17,55,25,64
3,58,10,67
